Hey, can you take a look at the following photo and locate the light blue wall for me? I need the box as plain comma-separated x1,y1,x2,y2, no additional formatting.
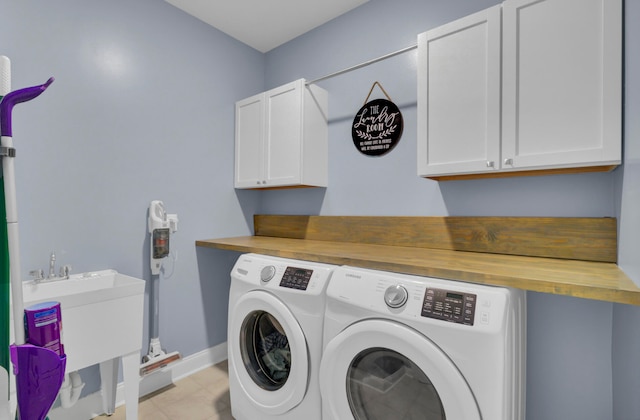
2,0,639,419
1,0,263,395
262,0,640,419
612,0,640,418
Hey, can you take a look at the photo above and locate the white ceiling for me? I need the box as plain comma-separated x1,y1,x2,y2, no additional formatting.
165,0,369,53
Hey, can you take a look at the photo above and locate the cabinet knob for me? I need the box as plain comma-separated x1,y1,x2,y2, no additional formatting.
486,161,495,168
504,158,513,165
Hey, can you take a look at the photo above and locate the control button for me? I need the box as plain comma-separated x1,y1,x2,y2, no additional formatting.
481,312,490,324
384,285,408,309
260,265,276,282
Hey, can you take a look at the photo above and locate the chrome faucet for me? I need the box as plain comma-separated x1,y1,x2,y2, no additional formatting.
29,252,71,283
49,251,56,279
59,264,71,278
29,269,44,283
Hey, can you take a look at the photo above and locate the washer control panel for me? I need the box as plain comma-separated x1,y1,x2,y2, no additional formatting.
234,254,336,296
421,287,477,326
279,266,314,290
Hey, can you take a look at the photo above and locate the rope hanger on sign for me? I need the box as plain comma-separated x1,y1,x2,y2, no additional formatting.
363,81,393,105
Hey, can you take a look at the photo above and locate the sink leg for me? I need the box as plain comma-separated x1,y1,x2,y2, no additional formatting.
99,358,118,415
122,350,141,420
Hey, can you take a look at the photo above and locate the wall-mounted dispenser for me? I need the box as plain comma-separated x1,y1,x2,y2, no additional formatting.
148,200,178,275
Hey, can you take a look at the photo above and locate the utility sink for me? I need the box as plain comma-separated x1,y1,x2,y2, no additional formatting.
20,269,144,372
12,269,145,419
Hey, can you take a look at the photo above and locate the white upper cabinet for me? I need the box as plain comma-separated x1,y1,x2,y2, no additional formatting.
235,93,264,187
417,0,622,180
417,6,501,177
235,79,328,189
502,0,622,171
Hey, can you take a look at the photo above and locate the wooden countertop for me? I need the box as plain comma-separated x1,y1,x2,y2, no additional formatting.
196,215,640,306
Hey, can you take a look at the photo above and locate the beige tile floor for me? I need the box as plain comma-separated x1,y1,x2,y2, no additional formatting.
93,360,233,420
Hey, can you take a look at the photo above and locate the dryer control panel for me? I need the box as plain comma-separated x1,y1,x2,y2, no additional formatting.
421,288,477,326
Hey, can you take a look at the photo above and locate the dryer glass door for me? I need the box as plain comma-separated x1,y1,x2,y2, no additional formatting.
347,347,445,419
320,319,481,420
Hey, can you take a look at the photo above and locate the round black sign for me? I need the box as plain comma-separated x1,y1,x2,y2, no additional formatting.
351,98,403,156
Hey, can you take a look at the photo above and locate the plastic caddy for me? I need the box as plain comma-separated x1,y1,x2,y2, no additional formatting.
10,345,66,420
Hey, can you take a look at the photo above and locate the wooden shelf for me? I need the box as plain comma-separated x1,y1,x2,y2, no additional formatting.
196,216,640,306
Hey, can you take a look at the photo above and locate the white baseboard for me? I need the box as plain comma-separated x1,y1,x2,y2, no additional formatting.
47,342,228,420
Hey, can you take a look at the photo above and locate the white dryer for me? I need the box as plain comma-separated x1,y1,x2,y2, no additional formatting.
228,253,336,420
320,266,526,420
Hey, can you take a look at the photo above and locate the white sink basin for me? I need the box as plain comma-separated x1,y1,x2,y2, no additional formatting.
22,269,144,312
10,269,145,419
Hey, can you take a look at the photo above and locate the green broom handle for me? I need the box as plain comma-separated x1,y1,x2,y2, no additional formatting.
0,170,8,376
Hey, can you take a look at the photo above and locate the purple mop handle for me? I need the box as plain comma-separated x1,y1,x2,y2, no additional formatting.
0,77,54,137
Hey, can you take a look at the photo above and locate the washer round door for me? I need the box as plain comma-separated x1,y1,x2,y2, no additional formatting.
320,320,481,420
229,290,309,415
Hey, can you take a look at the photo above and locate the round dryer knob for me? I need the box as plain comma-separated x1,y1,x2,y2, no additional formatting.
384,284,408,308
260,265,276,282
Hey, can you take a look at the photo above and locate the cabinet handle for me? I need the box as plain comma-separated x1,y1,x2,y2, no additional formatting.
486,161,495,168
504,158,513,165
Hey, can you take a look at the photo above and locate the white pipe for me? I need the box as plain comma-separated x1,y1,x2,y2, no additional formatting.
1,134,24,345
0,54,11,420
0,368,8,420
0,56,9,95
58,371,85,408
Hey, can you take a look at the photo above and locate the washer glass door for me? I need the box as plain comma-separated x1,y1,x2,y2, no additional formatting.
229,291,309,415
320,319,481,420
241,310,291,390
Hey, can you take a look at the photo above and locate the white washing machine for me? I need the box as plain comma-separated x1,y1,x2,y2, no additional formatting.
228,253,337,420
320,266,526,420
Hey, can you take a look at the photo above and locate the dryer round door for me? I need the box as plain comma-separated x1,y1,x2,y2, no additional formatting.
229,290,309,415
320,319,481,420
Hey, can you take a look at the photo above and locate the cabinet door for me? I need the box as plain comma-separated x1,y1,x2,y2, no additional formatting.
235,93,264,188
502,0,621,171
264,80,303,187
417,6,501,178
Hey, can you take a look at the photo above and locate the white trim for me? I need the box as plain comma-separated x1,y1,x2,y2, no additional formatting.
46,342,228,420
